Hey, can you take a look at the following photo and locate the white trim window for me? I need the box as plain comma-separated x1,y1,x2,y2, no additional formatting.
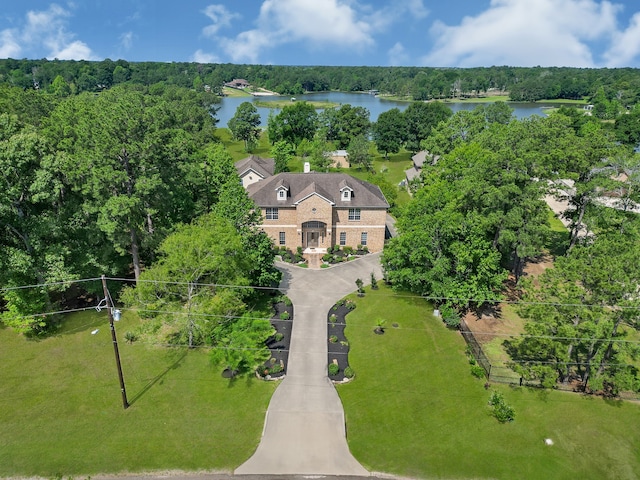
265,207,279,220
278,189,286,200
339,231,346,246
279,232,286,245
342,190,350,201
361,232,368,246
348,208,361,221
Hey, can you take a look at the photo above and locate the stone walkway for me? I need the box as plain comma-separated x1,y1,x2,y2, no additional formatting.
235,254,383,476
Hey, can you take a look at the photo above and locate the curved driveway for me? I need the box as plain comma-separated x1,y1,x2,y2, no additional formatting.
235,253,383,476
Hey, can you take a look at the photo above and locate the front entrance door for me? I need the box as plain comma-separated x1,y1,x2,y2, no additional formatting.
308,232,318,247
302,221,327,249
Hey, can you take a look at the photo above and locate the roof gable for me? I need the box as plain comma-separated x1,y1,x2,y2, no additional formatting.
234,155,275,180
246,172,389,209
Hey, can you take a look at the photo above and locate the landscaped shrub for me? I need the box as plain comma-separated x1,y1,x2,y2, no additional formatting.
269,364,284,374
345,299,356,310
439,304,460,328
471,364,486,379
329,314,337,323
328,363,340,376
124,331,137,344
283,296,292,306
489,391,515,423
274,332,284,342
344,366,355,378
344,246,354,255
322,253,334,262
280,311,290,320
329,335,338,343
370,272,378,290
296,246,303,255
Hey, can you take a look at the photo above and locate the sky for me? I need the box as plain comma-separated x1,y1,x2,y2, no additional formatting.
1,0,640,68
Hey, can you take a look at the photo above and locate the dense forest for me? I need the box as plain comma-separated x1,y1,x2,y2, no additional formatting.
2,58,640,104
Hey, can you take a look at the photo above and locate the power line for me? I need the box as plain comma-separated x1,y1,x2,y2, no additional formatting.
0,277,102,292
3,274,640,310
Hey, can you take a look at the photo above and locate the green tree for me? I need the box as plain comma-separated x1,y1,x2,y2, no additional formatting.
327,104,370,149
347,134,373,172
270,140,294,173
372,108,405,158
268,101,318,146
403,101,452,153
44,85,216,281
228,101,261,152
510,233,640,393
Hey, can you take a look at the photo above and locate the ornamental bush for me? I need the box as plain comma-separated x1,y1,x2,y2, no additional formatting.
344,366,355,378
489,391,515,423
328,363,340,376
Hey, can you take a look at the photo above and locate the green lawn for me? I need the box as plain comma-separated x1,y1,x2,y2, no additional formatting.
217,128,273,161
0,310,275,477
338,286,640,480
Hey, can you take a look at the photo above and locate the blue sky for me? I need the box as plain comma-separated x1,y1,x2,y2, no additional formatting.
1,1,640,67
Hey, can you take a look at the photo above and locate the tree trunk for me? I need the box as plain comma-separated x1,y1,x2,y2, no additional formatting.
130,227,141,282
568,196,587,251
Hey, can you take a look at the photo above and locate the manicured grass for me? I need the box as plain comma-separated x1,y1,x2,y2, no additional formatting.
337,286,640,480
254,99,339,109
222,87,252,97
538,98,588,104
216,128,272,161
445,95,511,103
0,310,276,477
547,207,570,257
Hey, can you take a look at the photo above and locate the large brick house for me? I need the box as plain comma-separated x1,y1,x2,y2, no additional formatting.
236,156,389,253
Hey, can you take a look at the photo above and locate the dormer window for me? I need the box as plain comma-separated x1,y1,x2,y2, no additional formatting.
340,186,353,202
278,188,286,200
342,190,350,200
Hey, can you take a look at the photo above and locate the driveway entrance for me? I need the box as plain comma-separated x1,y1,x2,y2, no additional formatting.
235,253,383,475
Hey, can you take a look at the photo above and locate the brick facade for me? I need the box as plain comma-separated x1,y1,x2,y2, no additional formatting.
246,172,389,253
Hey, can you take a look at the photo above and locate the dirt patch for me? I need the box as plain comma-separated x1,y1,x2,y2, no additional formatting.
464,254,554,344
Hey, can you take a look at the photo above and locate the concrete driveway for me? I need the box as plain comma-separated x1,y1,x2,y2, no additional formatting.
235,253,383,476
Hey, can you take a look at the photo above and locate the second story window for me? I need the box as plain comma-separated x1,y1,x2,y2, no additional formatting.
278,189,286,200
265,207,279,220
348,208,361,221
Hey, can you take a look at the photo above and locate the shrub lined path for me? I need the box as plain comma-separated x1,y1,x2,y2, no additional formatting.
235,254,383,475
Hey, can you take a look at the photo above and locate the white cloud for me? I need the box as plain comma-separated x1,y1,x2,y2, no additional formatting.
421,0,622,67
0,29,22,58
191,49,220,64
213,0,425,63
0,3,97,60
388,42,409,66
119,31,133,51
202,4,240,38
604,12,640,67
51,40,94,60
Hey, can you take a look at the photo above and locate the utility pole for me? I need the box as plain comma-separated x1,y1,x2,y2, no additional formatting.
101,275,129,409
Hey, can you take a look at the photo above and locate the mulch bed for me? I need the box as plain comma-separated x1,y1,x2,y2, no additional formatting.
257,301,293,380
327,303,355,382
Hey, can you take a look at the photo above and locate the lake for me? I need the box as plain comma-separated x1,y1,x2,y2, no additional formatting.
215,91,559,127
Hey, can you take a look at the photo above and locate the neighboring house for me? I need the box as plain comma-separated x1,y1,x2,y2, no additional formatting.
246,172,389,253
235,155,276,188
404,150,440,187
224,78,250,89
329,150,349,168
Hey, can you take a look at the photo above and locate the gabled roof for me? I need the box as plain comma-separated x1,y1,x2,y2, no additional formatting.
412,151,429,168
234,155,275,179
247,173,389,208
405,167,420,182
293,182,335,205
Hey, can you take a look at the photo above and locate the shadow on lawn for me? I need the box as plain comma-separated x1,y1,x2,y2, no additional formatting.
128,350,188,406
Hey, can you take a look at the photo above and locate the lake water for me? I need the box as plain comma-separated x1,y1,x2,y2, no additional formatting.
215,91,558,127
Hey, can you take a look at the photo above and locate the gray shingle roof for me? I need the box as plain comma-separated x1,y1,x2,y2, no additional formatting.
412,151,429,168
247,173,389,208
235,155,275,179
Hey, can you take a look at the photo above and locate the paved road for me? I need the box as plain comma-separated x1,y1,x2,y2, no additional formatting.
235,254,384,476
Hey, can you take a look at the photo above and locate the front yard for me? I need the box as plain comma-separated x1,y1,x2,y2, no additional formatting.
337,285,640,480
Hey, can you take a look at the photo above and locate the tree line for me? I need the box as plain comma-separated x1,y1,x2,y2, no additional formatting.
381,103,640,394
2,59,640,104
0,83,280,375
